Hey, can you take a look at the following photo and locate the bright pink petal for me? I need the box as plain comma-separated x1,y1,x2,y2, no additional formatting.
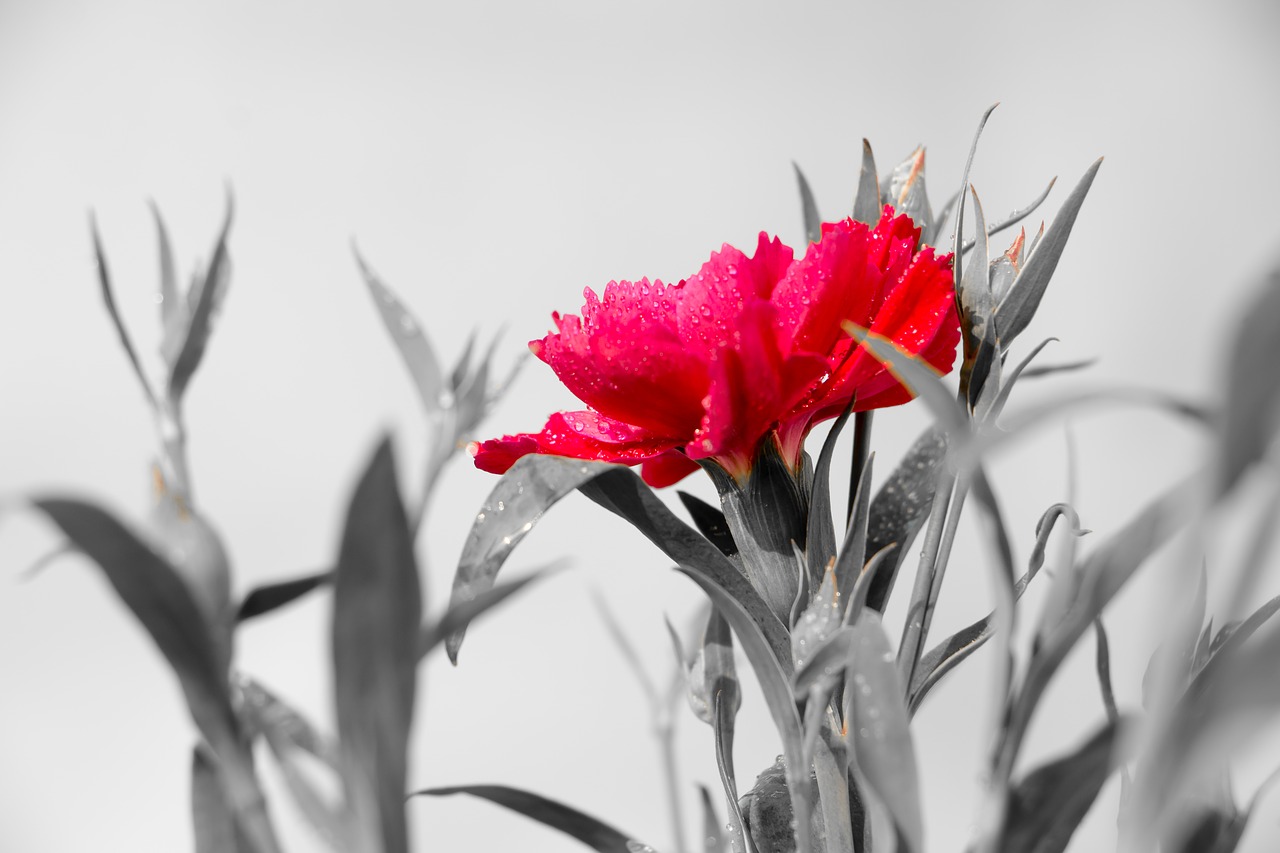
469,410,683,476
675,233,794,360
640,450,701,488
533,279,710,437
689,301,829,476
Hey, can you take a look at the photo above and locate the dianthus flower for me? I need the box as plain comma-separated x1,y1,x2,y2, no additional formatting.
471,207,960,488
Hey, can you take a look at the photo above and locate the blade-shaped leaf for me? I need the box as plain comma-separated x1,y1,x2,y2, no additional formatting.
835,452,874,609
794,162,823,245
677,491,738,558
852,140,881,226
90,215,159,410
411,786,640,852
32,498,235,748
995,158,1103,347
332,438,420,853
844,611,924,853
962,178,1057,254
713,691,749,853
237,571,331,623
688,606,741,726
1218,267,1280,495
864,427,947,613
882,146,932,234
170,194,234,404
447,456,612,662
1000,718,1132,853
354,249,445,416
807,409,853,587
149,200,180,338
698,785,728,853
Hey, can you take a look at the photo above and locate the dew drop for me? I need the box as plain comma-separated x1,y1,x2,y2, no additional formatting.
476,512,486,522
496,500,505,511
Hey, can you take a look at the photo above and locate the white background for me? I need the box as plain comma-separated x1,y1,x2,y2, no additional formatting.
2,1,1279,851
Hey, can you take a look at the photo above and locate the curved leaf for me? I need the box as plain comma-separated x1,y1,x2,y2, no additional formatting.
807,409,853,587
421,569,557,659
411,785,640,852
237,571,331,622
852,139,880,226
170,193,234,404
793,162,822,245
90,216,159,410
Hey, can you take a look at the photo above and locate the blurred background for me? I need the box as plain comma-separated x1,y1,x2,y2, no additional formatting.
1,0,1278,850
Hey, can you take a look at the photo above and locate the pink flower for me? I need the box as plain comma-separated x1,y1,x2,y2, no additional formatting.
471,208,961,487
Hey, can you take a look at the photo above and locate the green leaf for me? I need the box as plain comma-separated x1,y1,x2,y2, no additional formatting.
1000,718,1132,853
881,146,932,235
687,606,741,726
792,562,840,671
863,428,947,613
843,611,924,853
961,177,1057,254
447,456,612,662
237,571,331,623
835,452,874,610
995,158,1103,347
193,747,249,853
851,139,880,226
698,785,727,853
332,438,420,853
354,248,446,416
958,185,997,409
1219,267,1280,495
411,786,642,852
90,215,159,410
170,193,234,404
713,691,749,853
793,162,823,245
149,200,180,338
677,491,737,557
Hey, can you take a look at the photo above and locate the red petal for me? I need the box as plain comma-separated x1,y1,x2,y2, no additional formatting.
640,450,701,488
675,233,794,360
534,279,710,437
469,410,683,475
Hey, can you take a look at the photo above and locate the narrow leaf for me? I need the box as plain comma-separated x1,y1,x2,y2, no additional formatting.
411,786,639,852
995,158,1103,346
844,611,924,853
90,215,159,410
332,438,420,853
852,139,881,225
677,491,738,557
1218,268,1280,494
237,571,331,623
962,177,1057,253
149,200,180,335
354,249,445,416
807,409,853,586
170,194,234,403
421,570,556,659
698,785,727,853
793,162,823,245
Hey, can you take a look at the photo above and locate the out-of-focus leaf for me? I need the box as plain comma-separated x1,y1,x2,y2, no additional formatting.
170,194,234,404
193,747,248,853
32,498,236,748
1218,268,1280,495
1000,479,1193,776
793,162,822,245
844,611,923,853
447,456,612,662
149,200,180,336
846,326,968,436
985,337,1059,422
1167,809,1249,853
90,215,159,410
698,785,727,853
411,786,641,852
882,146,932,235
864,427,946,613
1000,718,1132,853
421,570,555,660
1094,620,1120,722
852,139,880,226
332,438,420,853
238,679,345,850
237,571,331,623
354,248,445,416
995,158,1103,347
677,491,737,558
807,409,853,588
813,735,855,853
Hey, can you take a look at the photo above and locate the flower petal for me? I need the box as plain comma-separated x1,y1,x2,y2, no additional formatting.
532,280,710,437
469,410,682,475
640,450,701,488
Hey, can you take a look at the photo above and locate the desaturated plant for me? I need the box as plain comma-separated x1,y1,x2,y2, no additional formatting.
23,107,1280,853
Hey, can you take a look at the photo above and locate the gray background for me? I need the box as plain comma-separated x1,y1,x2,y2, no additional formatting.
2,1,1279,850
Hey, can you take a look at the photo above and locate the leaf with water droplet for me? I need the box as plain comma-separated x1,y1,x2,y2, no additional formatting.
411,785,642,852
353,248,445,417
842,611,923,853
